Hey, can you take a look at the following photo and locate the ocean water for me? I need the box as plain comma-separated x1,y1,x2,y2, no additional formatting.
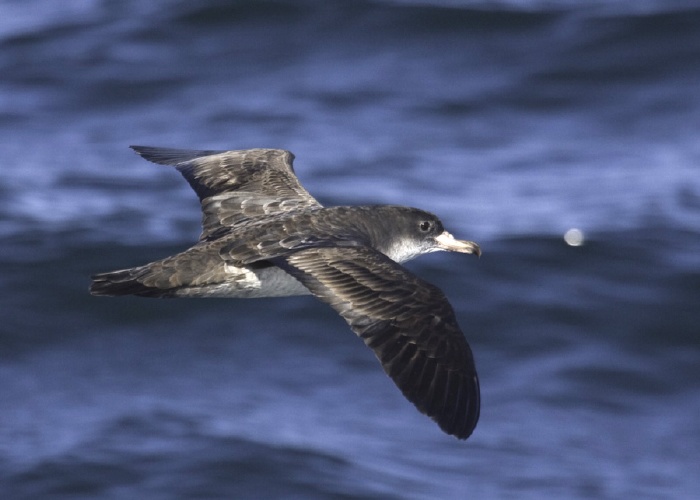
1,0,699,498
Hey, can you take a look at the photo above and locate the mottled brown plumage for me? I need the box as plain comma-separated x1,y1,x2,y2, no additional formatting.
91,146,482,439
130,147,321,240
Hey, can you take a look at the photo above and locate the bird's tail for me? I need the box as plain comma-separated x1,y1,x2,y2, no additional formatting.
90,265,176,298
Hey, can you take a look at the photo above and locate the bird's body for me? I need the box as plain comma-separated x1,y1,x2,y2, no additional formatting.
91,146,482,439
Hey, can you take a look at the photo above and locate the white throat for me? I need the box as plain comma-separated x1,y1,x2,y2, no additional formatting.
383,239,433,263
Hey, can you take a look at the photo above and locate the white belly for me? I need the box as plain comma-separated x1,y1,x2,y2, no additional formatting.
244,265,311,298
176,264,310,298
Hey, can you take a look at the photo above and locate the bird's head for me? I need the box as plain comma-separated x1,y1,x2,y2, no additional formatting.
372,207,481,263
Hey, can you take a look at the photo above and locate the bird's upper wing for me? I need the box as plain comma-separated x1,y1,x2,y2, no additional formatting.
130,146,322,240
273,246,480,439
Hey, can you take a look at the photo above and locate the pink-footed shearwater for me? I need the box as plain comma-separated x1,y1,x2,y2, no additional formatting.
91,146,481,439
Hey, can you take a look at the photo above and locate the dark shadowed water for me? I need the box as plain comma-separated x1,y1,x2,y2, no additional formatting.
1,1,699,498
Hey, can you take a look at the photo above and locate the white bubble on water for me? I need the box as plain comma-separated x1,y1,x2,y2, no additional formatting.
564,228,585,247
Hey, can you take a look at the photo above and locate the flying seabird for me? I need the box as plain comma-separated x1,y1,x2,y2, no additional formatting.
91,146,481,439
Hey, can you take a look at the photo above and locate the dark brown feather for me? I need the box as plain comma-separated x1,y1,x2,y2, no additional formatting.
274,246,480,440
130,146,322,239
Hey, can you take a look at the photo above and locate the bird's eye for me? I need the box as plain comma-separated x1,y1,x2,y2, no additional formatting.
419,221,432,232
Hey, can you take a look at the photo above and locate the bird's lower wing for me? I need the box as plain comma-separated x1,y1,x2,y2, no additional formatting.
274,246,480,439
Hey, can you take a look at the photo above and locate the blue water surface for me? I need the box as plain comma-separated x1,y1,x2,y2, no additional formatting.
1,1,699,498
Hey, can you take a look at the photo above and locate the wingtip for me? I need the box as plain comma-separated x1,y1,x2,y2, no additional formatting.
129,145,180,165
129,145,147,155
128,145,227,166
129,145,169,165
